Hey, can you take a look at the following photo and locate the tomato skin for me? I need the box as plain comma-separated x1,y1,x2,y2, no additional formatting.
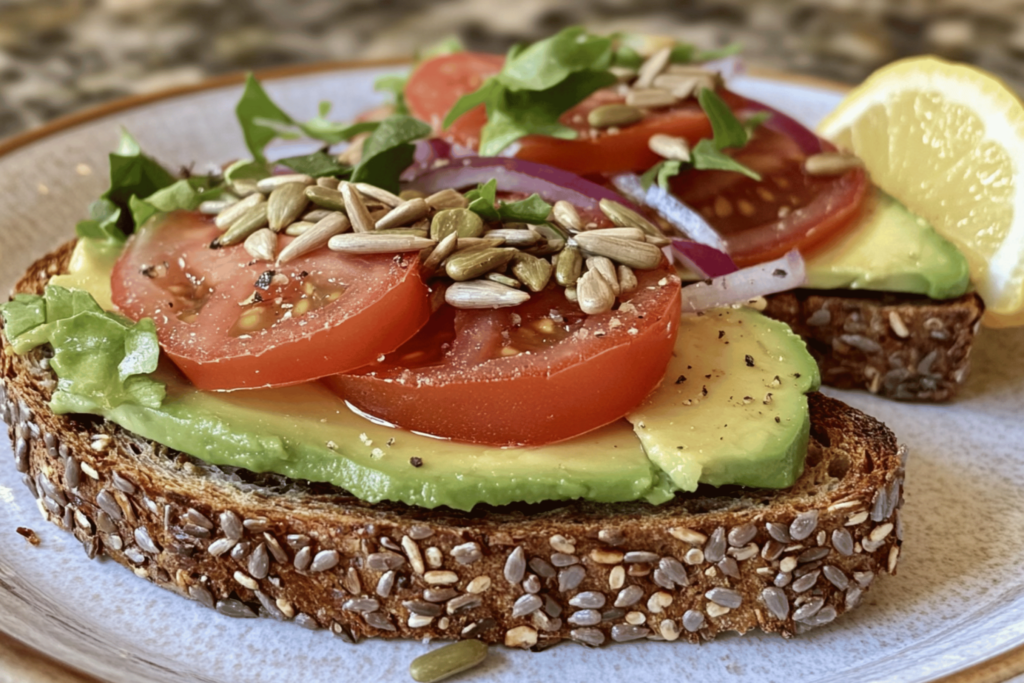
405,52,505,148
327,266,681,447
111,211,431,391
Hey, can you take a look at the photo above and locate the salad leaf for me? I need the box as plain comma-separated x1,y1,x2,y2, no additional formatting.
235,74,296,163
691,138,762,180
374,75,410,116
640,159,684,192
0,287,166,412
416,35,464,60
276,151,352,177
128,177,225,229
498,27,612,91
465,179,500,221
300,101,380,144
223,158,269,184
75,198,126,242
350,115,432,193
464,179,553,224
612,44,643,70
698,87,749,150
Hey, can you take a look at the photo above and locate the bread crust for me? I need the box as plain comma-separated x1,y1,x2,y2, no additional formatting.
1,243,905,648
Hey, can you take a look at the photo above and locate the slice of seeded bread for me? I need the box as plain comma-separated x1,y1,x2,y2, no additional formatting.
764,289,983,401
1,243,905,649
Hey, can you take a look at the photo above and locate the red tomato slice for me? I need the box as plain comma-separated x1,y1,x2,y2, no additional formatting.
326,267,681,447
405,52,713,176
111,211,431,391
668,126,868,266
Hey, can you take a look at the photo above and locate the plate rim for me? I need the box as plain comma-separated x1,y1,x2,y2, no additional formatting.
0,58,1022,683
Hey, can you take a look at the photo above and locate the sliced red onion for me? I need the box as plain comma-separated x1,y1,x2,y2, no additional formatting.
740,101,823,156
680,249,805,313
672,239,737,278
404,157,645,215
611,173,728,253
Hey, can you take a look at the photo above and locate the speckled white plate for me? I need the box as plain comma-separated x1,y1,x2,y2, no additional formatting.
2,62,1024,683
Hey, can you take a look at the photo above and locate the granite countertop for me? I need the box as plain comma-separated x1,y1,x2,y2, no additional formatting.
1,0,1023,140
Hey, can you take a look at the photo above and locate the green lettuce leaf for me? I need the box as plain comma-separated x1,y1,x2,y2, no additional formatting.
464,179,553,224
350,115,432,193
374,75,410,116
0,287,165,412
129,177,225,229
691,139,762,180
276,151,352,177
236,74,296,163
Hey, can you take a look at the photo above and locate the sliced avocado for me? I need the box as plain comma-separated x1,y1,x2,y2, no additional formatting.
804,189,970,300
627,307,820,491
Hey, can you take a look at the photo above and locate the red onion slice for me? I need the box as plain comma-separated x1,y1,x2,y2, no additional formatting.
680,249,806,313
611,173,728,253
739,101,823,156
672,239,738,278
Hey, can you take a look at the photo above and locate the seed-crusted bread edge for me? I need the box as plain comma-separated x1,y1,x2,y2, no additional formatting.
1,241,905,649
764,289,983,402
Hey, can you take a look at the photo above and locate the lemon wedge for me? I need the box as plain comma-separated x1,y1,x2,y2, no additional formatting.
818,56,1024,327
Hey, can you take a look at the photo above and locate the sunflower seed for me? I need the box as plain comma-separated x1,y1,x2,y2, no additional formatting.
208,538,236,557
586,256,620,296
706,587,742,608
353,182,403,208
451,542,482,565
823,565,849,590
626,88,678,109
329,232,434,255
375,570,396,598
425,188,469,211
189,584,215,609
648,133,691,162
552,201,582,232
635,46,672,89
510,252,553,292
446,280,530,309
569,592,606,609
577,269,615,315
276,212,350,263
790,510,819,541
611,624,650,643
485,272,522,288
424,570,459,585
575,232,662,270
799,546,831,563
505,626,538,649
242,228,277,262
558,565,585,592
592,227,647,241
484,228,540,247
513,594,543,618
402,535,426,574
570,628,605,647
303,208,335,222
375,197,429,230
410,640,489,683
257,174,313,193
248,543,270,579
832,528,854,556
214,193,265,230
316,176,340,189
804,152,864,176
420,231,459,278
216,599,257,619
505,546,526,584
134,527,160,554
762,587,790,620
792,570,820,593
466,576,491,594
587,103,644,128
305,185,347,211
614,585,643,608
651,73,701,98
404,600,443,617
344,598,381,613
522,574,541,594
554,245,583,286
267,182,310,232
446,247,515,281
214,204,269,247
550,553,578,567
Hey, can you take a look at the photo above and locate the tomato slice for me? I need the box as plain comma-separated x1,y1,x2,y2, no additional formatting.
326,267,681,447
405,52,713,176
111,211,431,391
668,126,869,266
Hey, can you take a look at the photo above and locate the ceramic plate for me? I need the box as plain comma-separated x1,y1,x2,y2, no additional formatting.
2,63,1024,683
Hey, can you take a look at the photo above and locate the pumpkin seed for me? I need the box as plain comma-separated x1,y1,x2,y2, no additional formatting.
511,252,553,293
425,188,469,211
340,182,375,233
577,269,616,315
587,256,620,295
484,228,539,247
285,221,316,236
354,182,403,208
552,200,582,232
277,212,350,263
410,640,489,683
230,178,260,197
445,247,515,281
626,88,678,109
598,199,661,236
400,189,427,201
256,174,313,193
305,185,347,212
243,228,277,262
430,208,484,241
214,204,269,247
377,198,429,230
593,227,646,241
420,232,459,278
587,104,644,129
445,281,530,309
574,232,663,270
635,46,672,89
268,182,310,232
316,176,340,189
199,197,238,215
328,232,436,254
485,272,522,288
303,208,334,222
618,265,639,293
215,193,265,230
555,245,583,286
648,133,691,162
804,152,864,176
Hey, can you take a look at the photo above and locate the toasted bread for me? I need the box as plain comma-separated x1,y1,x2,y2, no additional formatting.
1,243,905,647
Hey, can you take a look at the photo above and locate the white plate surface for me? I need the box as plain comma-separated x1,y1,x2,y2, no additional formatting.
2,65,1024,683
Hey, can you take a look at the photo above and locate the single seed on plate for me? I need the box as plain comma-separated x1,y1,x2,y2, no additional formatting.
354,182,403,208
577,268,616,315
648,133,691,162
552,201,582,232
575,232,663,270
410,640,488,683
445,281,530,309
484,228,539,248
214,204,269,247
316,176,340,189
617,265,638,293
511,252,553,293
329,232,435,255
257,174,313,193
485,272,521,288
598,199,661,236
587,256,620,296
376,198,429,230
446,247,516,281
341,182,376,233
268,182,310,232
243,228,277,262
555,245,583,286
626,88,678,109
305,185,347,211
804,152,864,176
420,232,459,278
278,212,351,263
430,208,484,241
303,208,334,222
424,570,459,585
425,188,469,210
285,220,316,236
635,46,672,89
588,104,644,129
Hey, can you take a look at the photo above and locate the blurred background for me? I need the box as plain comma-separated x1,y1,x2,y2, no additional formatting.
1,0,1023,140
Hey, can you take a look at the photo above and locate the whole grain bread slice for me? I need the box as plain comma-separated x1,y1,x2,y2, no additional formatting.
1,243,906,649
